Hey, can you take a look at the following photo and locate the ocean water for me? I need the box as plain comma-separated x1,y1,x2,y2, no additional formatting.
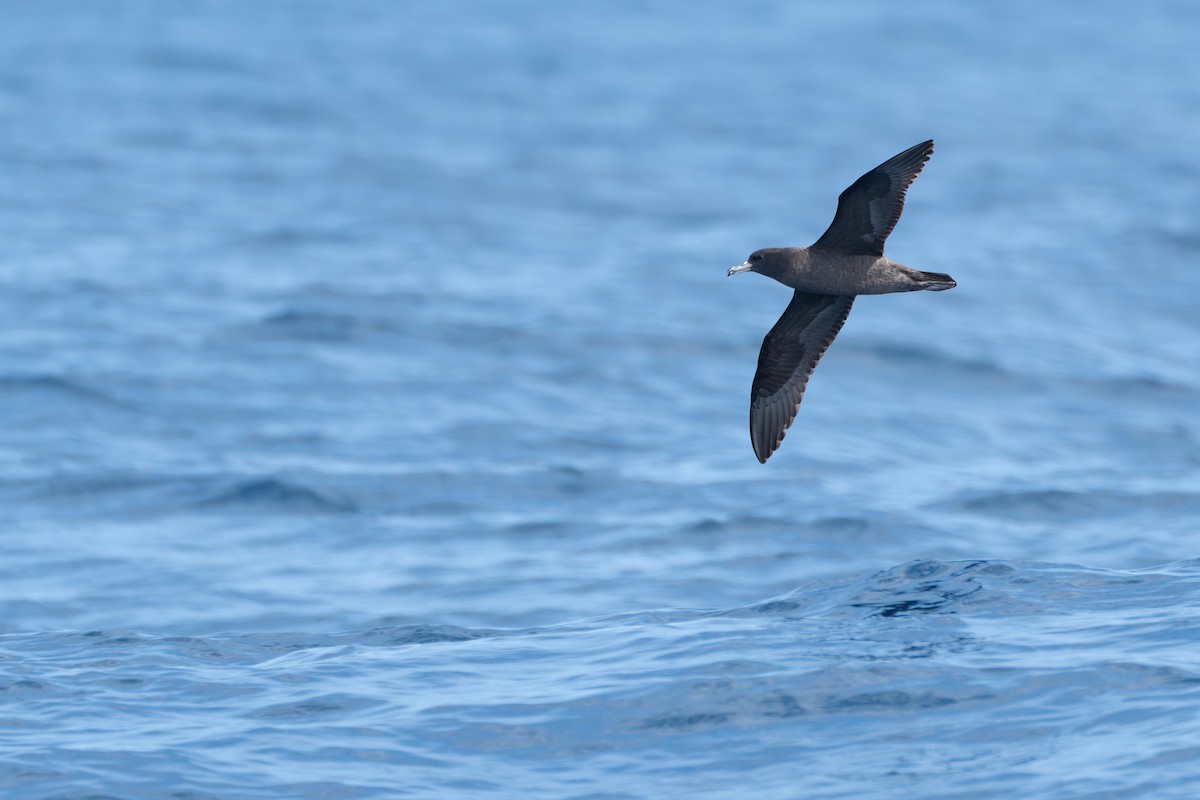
1,1,1198,797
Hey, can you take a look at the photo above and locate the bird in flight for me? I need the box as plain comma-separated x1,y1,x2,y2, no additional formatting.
727,140,955,463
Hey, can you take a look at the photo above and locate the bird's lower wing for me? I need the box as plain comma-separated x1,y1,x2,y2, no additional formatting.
750,291,855,462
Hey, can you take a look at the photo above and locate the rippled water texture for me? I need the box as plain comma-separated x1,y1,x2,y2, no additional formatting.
1,1,1198,797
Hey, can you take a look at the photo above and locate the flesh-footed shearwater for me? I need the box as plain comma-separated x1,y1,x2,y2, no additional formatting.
727,139,955,463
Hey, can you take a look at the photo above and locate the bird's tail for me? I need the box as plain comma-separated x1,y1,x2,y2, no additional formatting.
913,270,956,291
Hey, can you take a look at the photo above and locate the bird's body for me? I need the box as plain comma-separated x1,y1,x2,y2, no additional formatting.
745,248,954,296
728,140,955,463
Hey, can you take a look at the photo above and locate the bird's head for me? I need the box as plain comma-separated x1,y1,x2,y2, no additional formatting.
727,248,789,279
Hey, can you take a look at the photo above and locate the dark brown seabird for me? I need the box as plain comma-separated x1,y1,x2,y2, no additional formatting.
727,140,955,463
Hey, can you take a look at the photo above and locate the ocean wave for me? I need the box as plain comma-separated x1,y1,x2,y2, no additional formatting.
6,558,1200,797
1,473,357,517
947,489,1200,519
192,477,356,514
0,374,127,407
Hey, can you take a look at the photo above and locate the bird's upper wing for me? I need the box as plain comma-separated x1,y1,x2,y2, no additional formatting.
749,291,855,462
810,140,933,257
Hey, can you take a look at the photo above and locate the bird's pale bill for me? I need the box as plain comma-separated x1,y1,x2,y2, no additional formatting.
727,261,753,276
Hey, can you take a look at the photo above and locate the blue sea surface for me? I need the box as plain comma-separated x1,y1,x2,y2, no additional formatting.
1,1,1199,797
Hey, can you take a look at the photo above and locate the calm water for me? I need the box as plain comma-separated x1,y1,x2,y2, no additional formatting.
1,1,1199,797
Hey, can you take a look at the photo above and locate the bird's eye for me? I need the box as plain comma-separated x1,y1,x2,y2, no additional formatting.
750,253,763,262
